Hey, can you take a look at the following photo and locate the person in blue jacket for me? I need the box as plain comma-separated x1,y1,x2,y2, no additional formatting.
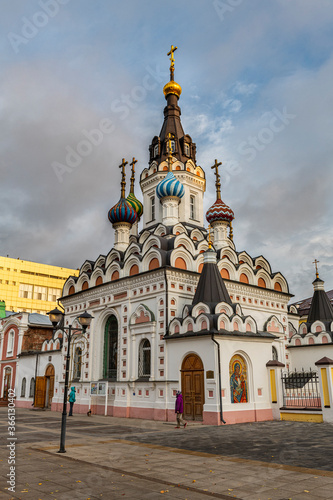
68,387,76,416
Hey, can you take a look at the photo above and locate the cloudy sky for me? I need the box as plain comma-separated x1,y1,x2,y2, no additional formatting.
1,0,333,301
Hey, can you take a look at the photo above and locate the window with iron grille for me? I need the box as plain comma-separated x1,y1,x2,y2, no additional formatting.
103,315,118,380
151,196,155,220
190,196,195,219
138,339,151,378
73,347,82,380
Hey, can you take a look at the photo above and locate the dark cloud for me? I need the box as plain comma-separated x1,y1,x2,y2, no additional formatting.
1,0,333,302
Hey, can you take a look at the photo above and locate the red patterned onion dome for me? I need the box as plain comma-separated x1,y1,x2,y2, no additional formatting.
206,199,234,224
108,198,138,225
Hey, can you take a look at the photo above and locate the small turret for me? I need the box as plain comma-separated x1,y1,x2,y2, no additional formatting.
206,160,234,250
108,159,137,251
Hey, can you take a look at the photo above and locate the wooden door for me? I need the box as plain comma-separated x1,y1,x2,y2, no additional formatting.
44,364,55,408
181,354,204,421
48,376,54,408
3,370,11,401
35,377,46,408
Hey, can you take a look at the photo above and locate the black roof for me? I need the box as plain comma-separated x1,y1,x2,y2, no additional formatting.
192,252,232,308
308,288,333,323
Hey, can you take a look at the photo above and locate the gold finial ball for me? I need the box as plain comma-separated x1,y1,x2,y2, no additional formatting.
163,80,182,98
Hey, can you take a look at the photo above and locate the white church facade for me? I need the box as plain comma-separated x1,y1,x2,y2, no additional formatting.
9,48,333,425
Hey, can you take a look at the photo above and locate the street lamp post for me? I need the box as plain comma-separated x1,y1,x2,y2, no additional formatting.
47,308,93,453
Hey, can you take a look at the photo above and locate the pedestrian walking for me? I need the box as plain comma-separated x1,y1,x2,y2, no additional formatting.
175,391,187,428
68,387,76,416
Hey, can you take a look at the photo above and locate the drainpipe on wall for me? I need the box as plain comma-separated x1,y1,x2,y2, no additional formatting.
211,335,226,424
164,268,169,336
33,352,39,407
164,268,169,421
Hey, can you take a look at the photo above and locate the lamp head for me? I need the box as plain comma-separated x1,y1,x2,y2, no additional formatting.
77,311,94,331
47,307,64,328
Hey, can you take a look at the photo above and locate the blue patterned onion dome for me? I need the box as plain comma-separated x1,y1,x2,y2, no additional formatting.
126,192,143,219
206,199,234,224
156,171,185,200
108,198,138,225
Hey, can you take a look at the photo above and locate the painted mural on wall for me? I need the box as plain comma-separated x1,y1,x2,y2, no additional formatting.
229,354,248,403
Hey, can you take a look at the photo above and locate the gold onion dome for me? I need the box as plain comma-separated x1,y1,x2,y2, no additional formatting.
163,80,182,98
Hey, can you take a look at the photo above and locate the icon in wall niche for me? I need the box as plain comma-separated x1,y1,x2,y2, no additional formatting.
229,354,248,403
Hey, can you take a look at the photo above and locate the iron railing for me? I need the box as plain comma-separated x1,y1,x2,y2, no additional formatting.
281,369,321,409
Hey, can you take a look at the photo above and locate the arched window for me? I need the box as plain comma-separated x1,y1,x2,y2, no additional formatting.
7,330,15,354
68,285,75,295
221,268,230,280
138,339,151,378
111,270,119,281
21,377,26,398
73,347,82,380
95,276,103,286
309,337,315,345
175,257,187,270
240,273,249,284
104,316,118,380
130,264,139,276
149,258,159,271
198,263,204,273
295,338,301,346
322,336,328,344
272,346,278,360
82,281,88,291
258,277,266,288
29,378,35,398
274,282,282,292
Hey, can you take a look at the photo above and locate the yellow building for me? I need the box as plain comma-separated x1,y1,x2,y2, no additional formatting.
0,256,78,314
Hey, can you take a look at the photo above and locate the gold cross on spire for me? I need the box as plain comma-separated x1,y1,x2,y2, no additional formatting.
129,157,137,194
211,159,222,200
167,45,177,81
119,158,128,198
313,259,320,279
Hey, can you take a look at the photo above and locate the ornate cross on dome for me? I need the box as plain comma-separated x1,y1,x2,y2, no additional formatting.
313,259,320,279
167,45,177,81
129,157,137,194
119,158,128,198
211,159,222,200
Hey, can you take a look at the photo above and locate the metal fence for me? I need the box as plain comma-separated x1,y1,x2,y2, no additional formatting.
281,369,321,409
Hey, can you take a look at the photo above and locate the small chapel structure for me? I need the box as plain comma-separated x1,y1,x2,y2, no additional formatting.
46,47,332,424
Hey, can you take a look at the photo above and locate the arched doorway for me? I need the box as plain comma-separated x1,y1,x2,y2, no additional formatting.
181,354,204,421
3,367,12,401
35,364,55,408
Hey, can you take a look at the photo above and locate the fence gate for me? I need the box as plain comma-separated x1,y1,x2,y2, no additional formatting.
281,369,321,409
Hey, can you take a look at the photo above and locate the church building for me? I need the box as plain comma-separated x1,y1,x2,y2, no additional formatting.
52,47,298,424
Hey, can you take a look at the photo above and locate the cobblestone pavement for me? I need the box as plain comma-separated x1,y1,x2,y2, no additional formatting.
1,408,333,499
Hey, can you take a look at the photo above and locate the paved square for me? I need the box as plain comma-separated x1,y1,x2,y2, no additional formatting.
1,409,333,499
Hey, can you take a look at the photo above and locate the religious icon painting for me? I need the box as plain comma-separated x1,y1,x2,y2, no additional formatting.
229,354,248,403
